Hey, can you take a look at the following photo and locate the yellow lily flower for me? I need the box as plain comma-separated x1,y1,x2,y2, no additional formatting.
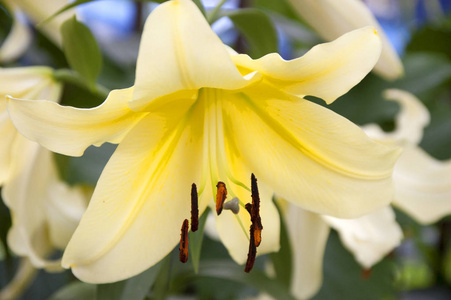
0,3,31,63
0,0,74,63
6,0,400,283
0,66,87,272
286,0,404,80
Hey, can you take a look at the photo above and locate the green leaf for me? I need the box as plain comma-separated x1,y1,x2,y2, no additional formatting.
225,8,278,58
407,16,451,61
189,208,209,273
97,261,162,300
421,103,451,160
270,199,292,288
394,53,451,102
61,16,102,88
255,0,302,21
49,282,96,300
191,261,297,300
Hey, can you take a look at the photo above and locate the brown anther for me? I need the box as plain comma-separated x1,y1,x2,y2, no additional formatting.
245,203,252,215
250,174,263,247
361,268,372,280
215,181,227,215
244,224,257,273
244,174,264,273
179,219,189,263
191,183,199,232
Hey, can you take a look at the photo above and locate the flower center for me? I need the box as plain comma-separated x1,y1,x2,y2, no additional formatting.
198,88,250,209
176,89,263,272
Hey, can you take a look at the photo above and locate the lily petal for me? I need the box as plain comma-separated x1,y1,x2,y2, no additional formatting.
225,85,400,218
7,88,146,157
286,204,330,300
384,89,430,145
0,67,61,185
0,4,32,63
393,146,451,224
45,183,88,250
323,206,403,269
0,113,16,185
3,136,68,271
232,26,381,104
14,0,75,46
131,0,260,111
286,0,403,80
62,108,206,283
0,67,62,101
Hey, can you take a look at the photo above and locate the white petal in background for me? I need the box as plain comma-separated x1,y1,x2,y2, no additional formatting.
393,146,451,224
14,0,75,46
0,4,32,63
286,204,330,300
323,206,403,269
363,89,451,224
3,135,88,271
382,89,430,145
0,66,88,272
286,0,404,80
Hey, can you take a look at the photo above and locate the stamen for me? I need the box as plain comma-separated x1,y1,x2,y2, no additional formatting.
245,203,252,215
250,174,263,247
215,181,227,215
191,183,199,232
223,197,240,214
244,174,263,273
179,219,189,263
244,224,257,273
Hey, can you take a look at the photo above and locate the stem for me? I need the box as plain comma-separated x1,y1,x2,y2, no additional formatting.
207,0,228,24
0,258,37,300
52,69,110,100
235,0,253,54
